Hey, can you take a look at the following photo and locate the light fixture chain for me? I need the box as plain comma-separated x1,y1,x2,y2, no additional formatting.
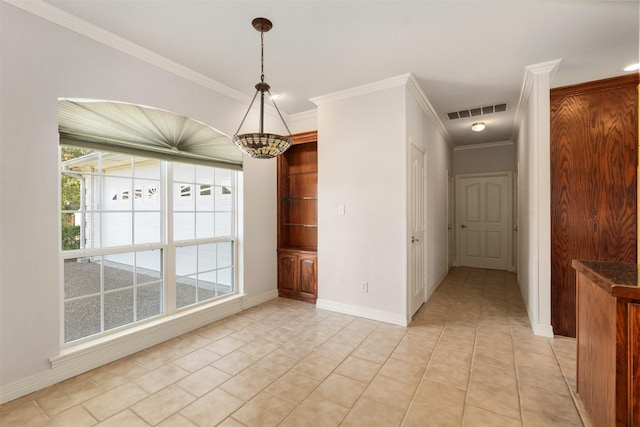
260,30,265,83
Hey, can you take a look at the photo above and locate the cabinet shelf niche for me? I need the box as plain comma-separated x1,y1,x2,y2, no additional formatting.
277,131,318,303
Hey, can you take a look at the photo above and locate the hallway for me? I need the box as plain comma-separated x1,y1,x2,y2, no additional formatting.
0,267,583,426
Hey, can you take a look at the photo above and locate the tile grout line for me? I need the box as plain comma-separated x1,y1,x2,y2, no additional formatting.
459,269,480,426
550,341,589,427
398,277,452,426
508,270,528,427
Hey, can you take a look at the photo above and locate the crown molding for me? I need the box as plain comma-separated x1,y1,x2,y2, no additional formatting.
511,58,562,142
310,73,412,106
3,0,289,117
454,140,514,151
405,73,455,148
288,109,317,122
311,72,454,149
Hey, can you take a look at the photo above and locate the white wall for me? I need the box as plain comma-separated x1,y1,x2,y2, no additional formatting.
313,75,452,325
314,83,408,324
0,3,278,401
453,142,515,175
514,60,560,338
406,90,453,297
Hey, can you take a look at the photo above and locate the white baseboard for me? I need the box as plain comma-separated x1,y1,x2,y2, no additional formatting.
521,290,554,338
242,289,278,310
316,299,408,327
428,270,449,299
1,290,276,405
530,320,554,337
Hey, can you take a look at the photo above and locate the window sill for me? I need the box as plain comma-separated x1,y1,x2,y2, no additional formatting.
50,293,245,369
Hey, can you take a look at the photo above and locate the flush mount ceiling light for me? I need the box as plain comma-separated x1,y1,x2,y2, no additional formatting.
232,18,292,159
471,122,486,132
622,63,640,72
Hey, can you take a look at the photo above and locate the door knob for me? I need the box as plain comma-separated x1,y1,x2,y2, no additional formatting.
411,236,420,243
461,224,467,229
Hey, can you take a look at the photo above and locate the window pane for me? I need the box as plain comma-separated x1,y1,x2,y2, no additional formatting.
61,216,82,251
137,282,162,320
195,165,215,183
215,212,232,237
215,168,232,187
198,244,217,271
214,186,232,211
85,212,102,249
175,242,234,309
61,172,82,211
134,212,161,244
104,288,134,331
196,213,214,239
65,295,101,342
174,183,194,211
134,158,161,179
176,246,197,276
64,258,100,299
196,186,214,211
198,271,217,302
134,179,161,211
174,212,195,241
103,253,134,291
217,267,233,296
217,242,233,268
102,213,132,247
176,275,197,308
136,249,162,284
104,177,132,210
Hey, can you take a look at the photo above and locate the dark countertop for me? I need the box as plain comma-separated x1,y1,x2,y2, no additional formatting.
572,260,640,298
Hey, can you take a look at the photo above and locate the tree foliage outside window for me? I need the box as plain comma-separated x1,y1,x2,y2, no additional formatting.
61,147,90,250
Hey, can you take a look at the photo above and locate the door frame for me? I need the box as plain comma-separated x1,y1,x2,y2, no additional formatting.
455,171,514,271
447,170,454,270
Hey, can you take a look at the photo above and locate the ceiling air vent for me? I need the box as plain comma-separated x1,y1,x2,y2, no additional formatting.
447,102,508,120
482,106,494,114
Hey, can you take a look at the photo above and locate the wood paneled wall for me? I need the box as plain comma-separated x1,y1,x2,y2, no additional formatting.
550,74,639,337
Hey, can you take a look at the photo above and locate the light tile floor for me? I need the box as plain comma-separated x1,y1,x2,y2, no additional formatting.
0,267,585,426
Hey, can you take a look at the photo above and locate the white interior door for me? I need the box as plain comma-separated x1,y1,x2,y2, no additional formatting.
409,144,426,317
456,173,512,270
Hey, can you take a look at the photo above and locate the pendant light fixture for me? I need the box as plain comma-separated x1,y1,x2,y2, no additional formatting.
232,18,293,159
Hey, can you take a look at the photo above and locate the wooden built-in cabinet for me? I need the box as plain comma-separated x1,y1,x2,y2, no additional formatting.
551,74,638,337
573,260,640,426
277,131,318,303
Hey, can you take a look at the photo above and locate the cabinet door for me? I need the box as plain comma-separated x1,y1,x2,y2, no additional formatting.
298,254,317,299
278,253,297,293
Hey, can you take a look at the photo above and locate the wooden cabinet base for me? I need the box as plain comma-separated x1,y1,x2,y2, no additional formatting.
277,249,317,303
573,260,640,426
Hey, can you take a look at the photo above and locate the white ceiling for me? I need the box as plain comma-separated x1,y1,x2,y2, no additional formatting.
40,1,639,146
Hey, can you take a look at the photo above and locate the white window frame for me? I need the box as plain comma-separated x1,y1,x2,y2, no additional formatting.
59,147,239,347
